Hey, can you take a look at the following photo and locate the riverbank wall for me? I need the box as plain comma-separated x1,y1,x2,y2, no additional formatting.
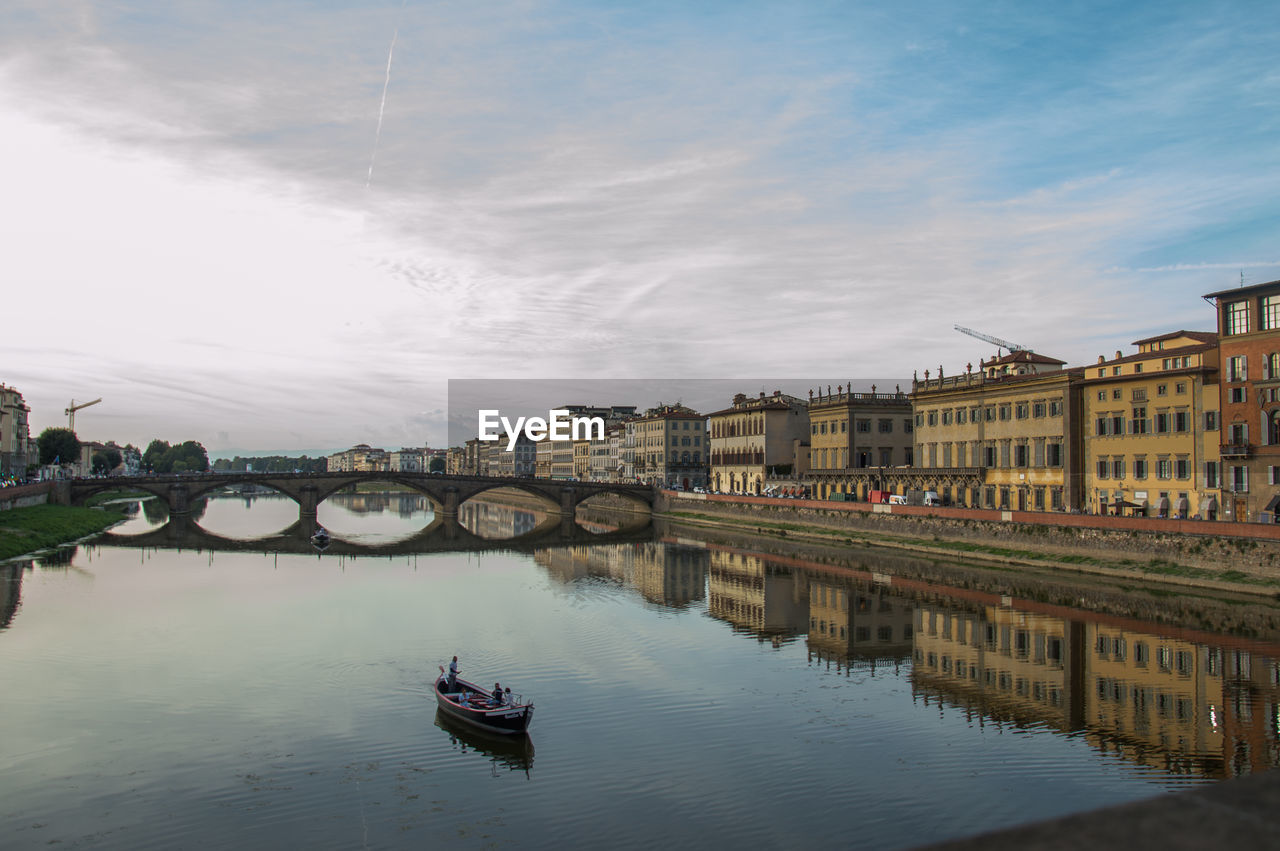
654,490,1280,582
0,482,54,512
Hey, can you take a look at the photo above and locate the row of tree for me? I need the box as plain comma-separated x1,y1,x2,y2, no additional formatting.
143,439,210,474
211,455,328,473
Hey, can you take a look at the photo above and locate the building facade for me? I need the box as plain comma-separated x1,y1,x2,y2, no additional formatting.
1204,279,1280,522
1080,331,1220,518
630,405,708,489
910,351,1083,510
0,383,31,479
806,384,914,500
708,391,809,495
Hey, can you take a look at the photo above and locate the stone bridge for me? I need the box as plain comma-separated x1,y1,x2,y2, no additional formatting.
68,471,655,519
97,510,654,558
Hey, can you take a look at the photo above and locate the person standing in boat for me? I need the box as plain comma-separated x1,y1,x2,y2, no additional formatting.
447,656,459,690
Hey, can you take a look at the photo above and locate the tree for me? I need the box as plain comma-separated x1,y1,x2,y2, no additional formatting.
143,439,170,473
428,456,446,473
38,427,80,467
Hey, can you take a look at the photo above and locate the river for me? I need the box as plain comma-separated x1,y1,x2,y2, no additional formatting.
1,489,1278,849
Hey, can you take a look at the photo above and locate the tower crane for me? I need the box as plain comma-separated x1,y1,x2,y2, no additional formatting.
65,398,101,432
953,325,1031,355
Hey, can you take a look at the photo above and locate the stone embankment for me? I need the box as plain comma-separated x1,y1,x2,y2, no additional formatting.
654,491,1280,595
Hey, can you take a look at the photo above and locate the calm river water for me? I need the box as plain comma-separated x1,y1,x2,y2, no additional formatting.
2,490,1279,849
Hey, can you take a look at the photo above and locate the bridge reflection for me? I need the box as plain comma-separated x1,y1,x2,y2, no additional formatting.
98,510,653,557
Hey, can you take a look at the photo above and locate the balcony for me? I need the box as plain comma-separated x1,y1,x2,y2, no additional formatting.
1221,442,1251,459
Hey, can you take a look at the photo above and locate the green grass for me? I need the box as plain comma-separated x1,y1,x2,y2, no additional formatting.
0,504,126,561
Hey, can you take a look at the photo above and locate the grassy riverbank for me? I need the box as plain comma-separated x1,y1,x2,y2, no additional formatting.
663,509,1280,594
0,504,127,561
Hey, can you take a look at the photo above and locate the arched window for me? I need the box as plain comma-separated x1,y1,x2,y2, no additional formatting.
1270,410,1280,446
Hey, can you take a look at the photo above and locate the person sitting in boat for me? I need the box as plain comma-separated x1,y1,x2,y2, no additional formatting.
491,683,506,706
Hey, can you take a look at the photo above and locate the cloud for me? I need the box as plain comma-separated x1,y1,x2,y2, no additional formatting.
3,2,1279,450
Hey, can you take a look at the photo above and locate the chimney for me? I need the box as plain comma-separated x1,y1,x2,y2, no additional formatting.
1115,350,1122,360
1097,355,1105,364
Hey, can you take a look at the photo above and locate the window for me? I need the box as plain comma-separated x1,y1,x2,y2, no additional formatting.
1231,387,1246,404
1205,461,1219,489
1032,402,1046,418
1111,457,1125,479
1230,422,1248,444
1046,443,1063,467
956,408,967,424
1264,296,1280,330
1231,465,1248,493
1097,458,1110,479
1173,410,1190,432
1205,411,1218,431
1049,400,1062,416
1157,457,1172,479
1175,456,1190,479
1131,407,1148,434
1134,456,1148,479
1014,444,1028,467
1154,411,1170,433
1096,416,1109,436
1111,413,1125,435
1113,366,1122,376
1016,403,1028,419
856,419,871,433
1157,384,1168,396
1097,390,1106,401
942,410,953,425
904,419,913,434
1228,355,1247,381
1175,382,1186,394
1112,388,1122,400
1226,300,1250,335
878,418,893,433
1267,353,1280,379
1134,363,1143,373
999,405,1011,421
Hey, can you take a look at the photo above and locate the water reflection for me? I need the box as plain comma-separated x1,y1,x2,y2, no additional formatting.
533,542,706,608
434,710,535,775
316,491,435,544
0,561,22,629
458,501,545,539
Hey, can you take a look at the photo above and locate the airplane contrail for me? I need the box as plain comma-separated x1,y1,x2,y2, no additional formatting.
366,27,399,188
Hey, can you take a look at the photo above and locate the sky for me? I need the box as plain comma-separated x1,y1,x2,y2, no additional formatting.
3,0,1279,453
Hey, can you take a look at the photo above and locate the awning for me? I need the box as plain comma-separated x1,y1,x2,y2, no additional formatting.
1264,494,1280,514
1175,497,1189,513
1156,497,1170,512
1199,496,1218,514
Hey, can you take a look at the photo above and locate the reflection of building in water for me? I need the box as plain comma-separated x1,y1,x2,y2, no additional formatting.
707,551,808,640
912,602,1280,780
1,562,25,630
329,492,433,516
458,501,541,538
807,578,914,670
532,543,707,609
913,606,1079,731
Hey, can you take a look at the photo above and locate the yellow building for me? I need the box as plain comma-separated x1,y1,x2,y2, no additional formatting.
1081,331,1221,518
910,351,1084,510
708,391,809,495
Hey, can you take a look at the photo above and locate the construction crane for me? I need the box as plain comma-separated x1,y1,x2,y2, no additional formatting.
953,325,1030,355
65,398,101,432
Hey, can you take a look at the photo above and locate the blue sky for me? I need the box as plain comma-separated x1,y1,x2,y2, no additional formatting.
2,0,1278,451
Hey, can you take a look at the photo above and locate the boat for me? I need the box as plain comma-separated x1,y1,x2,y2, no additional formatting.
434,667,534,735
311,526,331,549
